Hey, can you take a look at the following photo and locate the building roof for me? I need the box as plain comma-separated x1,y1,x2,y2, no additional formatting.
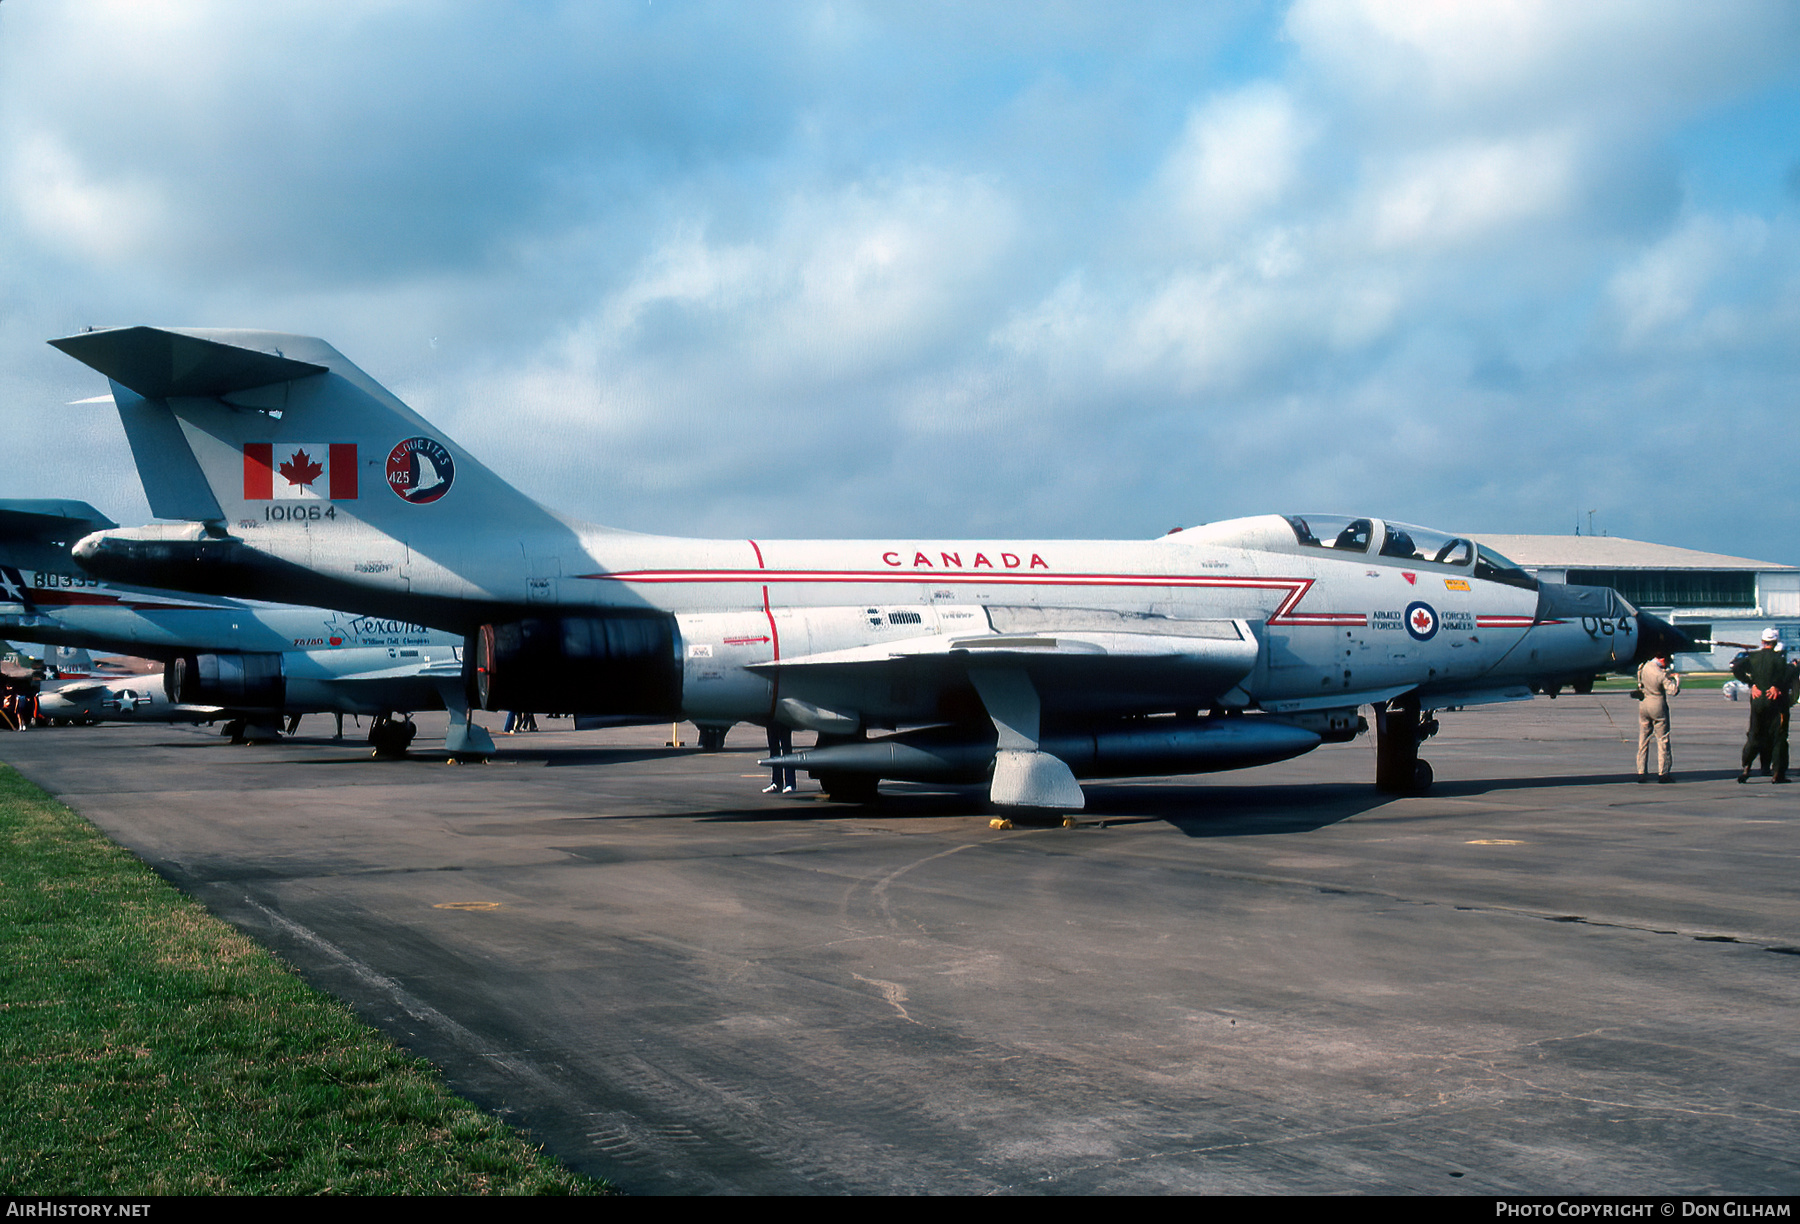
1468,535,1797,572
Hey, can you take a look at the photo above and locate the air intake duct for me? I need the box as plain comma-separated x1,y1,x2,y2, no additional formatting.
165,652,286,709
470,614,682,715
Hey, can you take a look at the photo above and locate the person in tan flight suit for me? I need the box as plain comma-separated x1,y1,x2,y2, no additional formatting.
1636,653,1682,782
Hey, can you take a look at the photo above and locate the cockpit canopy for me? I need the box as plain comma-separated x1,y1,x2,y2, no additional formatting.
1283,514,1537,591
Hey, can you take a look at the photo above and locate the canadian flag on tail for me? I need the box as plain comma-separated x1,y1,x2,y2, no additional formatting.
243,443,358,500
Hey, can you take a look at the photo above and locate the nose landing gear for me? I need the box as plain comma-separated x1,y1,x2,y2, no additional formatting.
1375,693,1437,795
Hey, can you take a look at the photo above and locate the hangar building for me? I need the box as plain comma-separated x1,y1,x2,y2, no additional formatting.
1470,535,1800,671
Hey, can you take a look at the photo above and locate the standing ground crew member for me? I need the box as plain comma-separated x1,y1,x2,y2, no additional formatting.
764,723,796,794
1635,654,1681,782
1781,650,1800,776
1734,628,1790,784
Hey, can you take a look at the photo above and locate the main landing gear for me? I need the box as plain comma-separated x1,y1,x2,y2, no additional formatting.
1374,693,1439,795
221,719,281,744
368,714,417,759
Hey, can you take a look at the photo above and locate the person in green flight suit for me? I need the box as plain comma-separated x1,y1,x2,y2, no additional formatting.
1734,628,1791,784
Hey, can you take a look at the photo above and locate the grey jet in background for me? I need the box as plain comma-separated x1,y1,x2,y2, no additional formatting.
0,497,489,755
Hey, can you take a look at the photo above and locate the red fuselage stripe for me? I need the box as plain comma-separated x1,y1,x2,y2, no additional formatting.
761,585,780,661
581,567,1291,588
566,567,1539,630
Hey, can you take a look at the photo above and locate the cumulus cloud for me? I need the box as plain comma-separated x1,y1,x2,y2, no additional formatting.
1157,84,1311,243
1608,212,1800,354
1359,130,1579,250
7,133,168,264
433,171,1022,531
1286,0,1800,124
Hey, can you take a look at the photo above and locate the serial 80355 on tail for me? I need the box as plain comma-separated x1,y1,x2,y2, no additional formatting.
52,326,1692,809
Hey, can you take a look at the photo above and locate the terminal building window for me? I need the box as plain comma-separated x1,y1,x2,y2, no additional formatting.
1565,569,1756,609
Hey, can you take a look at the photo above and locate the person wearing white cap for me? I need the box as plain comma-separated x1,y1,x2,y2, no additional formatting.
1733,628,1790,783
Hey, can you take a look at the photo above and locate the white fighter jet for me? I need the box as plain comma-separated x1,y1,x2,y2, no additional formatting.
35,673,220,726
0,497,489,754
52,326,1691,807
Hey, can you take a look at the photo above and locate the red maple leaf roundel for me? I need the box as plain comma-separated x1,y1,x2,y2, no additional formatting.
279,449,323,488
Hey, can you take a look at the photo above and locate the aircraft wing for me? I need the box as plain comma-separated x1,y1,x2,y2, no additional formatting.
747,619,1261,719
0,499,119,578
754,624,1259,669
322,658,463,683
0,499,116,540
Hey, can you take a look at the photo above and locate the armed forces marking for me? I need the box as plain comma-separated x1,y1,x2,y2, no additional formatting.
1405,602,1439,641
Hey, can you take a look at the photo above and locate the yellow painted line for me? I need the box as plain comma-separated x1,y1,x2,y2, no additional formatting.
433,901,504,911
1466,839,1525,845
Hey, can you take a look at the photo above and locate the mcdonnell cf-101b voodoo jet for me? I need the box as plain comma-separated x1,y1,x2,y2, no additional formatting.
51,326,1690,808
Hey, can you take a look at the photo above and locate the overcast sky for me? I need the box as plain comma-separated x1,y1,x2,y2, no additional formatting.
2,1,1797,560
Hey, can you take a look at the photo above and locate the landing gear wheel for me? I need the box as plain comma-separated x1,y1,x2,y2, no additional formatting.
369,716,417,759
696,725,729,752
1411,759,1434,795
221,718,247,743
816,772,879,804
1376,695,1438,795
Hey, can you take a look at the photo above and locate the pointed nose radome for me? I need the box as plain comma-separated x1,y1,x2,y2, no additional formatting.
1635,610,1702,664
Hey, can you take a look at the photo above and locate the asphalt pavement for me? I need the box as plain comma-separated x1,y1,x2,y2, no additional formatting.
2,694,1795,1194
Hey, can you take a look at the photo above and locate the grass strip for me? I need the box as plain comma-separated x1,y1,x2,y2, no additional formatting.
1591,672,1729,691
0,764,611,1195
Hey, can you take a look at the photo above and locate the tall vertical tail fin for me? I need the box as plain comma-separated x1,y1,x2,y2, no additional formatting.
49,326,553,537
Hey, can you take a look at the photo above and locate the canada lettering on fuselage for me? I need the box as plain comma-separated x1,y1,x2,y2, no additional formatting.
880,550,1051,570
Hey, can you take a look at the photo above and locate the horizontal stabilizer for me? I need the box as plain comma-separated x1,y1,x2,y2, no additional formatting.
49,326,328,399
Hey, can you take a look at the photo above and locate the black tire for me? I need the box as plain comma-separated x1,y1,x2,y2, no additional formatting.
369,717,418,759
1410,759,1434,795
